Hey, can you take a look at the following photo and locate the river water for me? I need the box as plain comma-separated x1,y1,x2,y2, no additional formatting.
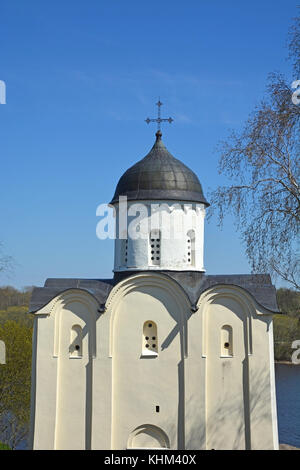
275,363,300,448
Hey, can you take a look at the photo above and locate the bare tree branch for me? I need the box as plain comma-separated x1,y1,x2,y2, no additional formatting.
0,243,14,276
208,14,300,290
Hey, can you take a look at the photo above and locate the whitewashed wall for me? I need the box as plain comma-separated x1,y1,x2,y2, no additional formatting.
113,200,206,272
30,274,278,450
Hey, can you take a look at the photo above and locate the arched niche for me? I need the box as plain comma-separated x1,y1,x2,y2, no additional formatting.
105,272,190,358
51,289,98,358
50,290,98,450
127,424,170,449
198,285,257,358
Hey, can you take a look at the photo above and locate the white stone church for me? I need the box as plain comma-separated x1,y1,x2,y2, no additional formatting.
29,127,279,450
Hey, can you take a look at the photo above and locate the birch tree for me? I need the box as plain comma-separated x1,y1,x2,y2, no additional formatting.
209,14,300,290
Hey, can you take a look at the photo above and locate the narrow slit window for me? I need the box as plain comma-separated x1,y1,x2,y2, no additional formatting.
187,229,195,266
149,229,161,266
142,321,158,356
70,325,83,357
123,238,128,266
221,325,233,357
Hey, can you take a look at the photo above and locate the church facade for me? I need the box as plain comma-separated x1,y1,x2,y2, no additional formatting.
29,129,279,450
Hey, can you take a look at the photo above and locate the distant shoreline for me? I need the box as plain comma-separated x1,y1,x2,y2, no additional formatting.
279,443,300,450
275,361,300,365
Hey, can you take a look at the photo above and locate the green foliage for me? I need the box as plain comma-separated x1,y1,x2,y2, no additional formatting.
0,286,34,448
0,285,34,328
0,320,33,449
0,286,33,311
0,442,11,450
274,289,300,362
273,314,300,361
276,288,300,318
0,305,33,328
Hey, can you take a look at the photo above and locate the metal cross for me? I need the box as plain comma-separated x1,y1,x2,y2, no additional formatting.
145,100,174,131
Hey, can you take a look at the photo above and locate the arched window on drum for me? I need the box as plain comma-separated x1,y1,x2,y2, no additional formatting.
187,229,195,266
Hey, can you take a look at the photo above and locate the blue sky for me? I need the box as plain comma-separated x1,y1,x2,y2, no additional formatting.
0,0,298,289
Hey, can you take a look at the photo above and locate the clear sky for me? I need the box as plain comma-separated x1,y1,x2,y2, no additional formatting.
0,0,298,289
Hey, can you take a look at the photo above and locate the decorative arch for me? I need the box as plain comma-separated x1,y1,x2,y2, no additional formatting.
197,285,260,357
51,289,98,358
127,424,170,449
105,272,191,358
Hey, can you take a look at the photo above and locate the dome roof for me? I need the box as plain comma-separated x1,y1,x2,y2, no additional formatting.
110,131,209,206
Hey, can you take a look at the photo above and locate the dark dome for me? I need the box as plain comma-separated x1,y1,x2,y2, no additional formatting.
110,131,209,206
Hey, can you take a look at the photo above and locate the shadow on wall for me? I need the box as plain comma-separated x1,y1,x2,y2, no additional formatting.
177,359,185,450
58,296,102,450
197,364,273,450
140,285,190,450
186,310,274,450
127,424,170,449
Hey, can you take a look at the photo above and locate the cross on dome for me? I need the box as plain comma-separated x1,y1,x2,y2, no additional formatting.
145,99,174,132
